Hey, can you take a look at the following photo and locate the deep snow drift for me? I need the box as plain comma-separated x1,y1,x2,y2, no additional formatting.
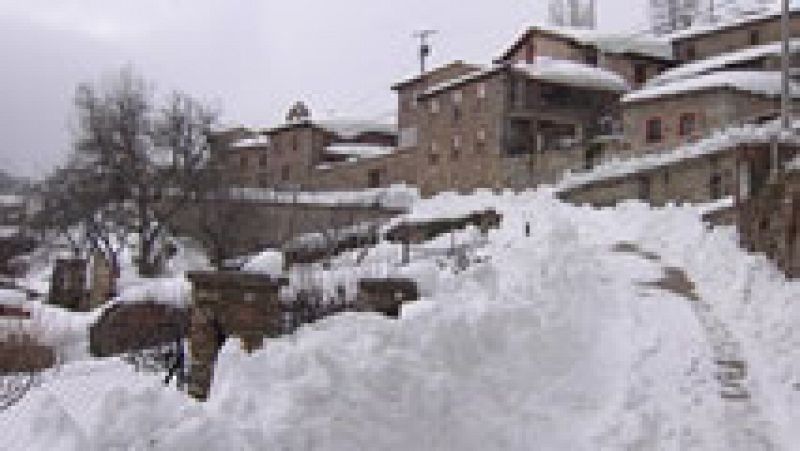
2,190,799,450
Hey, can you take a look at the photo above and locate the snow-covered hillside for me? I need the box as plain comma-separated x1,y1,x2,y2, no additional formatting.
2,190,800,450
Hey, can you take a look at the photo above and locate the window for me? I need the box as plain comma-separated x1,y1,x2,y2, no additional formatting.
430,98,440,113
453,105,462,122
585,49,599,66
525,42,535,64
410,91,419,109
452,90,463,105
477,83,487,99
749,30,760,46
453,135,461,149
367,169,381,188
710,173,723,200
477,128,486,142
679,113,696,137
429,153,440,164
292,134,298,151
451,148,460,160
281,165,290,181
259,154,268,167
645,118,662,144
240,155,247,167
634,63,648,85
685,44,696,60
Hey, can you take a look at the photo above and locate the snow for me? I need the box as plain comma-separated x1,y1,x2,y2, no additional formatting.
241,250,284,276
558,119,800,192
649,39,800,87
226,184,418,210
532,25,674,60
309,119,396,140
230,135,270,149
0,193,23,206
667,5,798,42
0,225,19,238
4,189,800,449
786,154,800,171
515,57,630,92
423,57,629,99
324,143,395,160
623,70,800,103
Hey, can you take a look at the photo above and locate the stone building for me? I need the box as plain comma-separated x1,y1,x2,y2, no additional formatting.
559,140,746,206
412,58,629,194
622,71,799,152
670,7,800,63
213,103,397,190
496,25,674,88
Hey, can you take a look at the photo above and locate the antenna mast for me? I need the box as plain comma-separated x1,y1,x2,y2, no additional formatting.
413,30,438,74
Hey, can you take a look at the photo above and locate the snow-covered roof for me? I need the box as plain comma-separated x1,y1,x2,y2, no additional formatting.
420,66,497,98
515,58,630,92
649,40,800,86
667,6,799,42
324,143,395,160
0,194,24,206
501,25,674,61
558,119,800,192
231,135,270,149
786,155,800,171
422,57,629,98
315,120,397,139
623,71,800,103
0,225,19,238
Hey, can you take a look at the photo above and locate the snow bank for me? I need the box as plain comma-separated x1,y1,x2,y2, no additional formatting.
3,190,800,449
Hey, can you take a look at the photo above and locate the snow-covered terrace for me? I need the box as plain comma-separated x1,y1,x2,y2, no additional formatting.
623,71,800,103
226,184,418,210
557,120,800,192
324,143,395,160
649,39,800,86
231,135,270,149
422,57,629,98
0,225,19,239
0,194,24,206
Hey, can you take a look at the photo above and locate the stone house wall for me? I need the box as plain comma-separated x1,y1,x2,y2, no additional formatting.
672,13,800,62
560,146,741,206
170,199,402,258
306,148,418,191
415,71,507,195
394,61,480,151
623,89,782,153
501,30,668,87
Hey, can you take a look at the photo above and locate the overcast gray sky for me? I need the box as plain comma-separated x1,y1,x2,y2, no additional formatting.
0,0,651,178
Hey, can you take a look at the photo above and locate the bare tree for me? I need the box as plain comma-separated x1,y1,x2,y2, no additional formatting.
40,68,218,277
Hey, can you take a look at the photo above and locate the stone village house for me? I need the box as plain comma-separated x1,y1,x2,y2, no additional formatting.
208,11,800,202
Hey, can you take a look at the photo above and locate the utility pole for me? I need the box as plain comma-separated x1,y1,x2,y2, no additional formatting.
413,30,437,74
781,0,791,132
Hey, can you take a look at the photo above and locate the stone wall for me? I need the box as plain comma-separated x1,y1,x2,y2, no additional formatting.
623,89,782,153
186,271,288,400
737,170,800,278
89,302,188,357
560,145,742,207
170,199,402,260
